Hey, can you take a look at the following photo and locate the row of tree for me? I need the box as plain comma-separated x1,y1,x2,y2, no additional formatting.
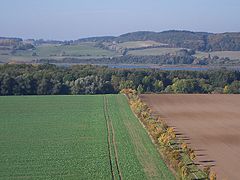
0,64,240,95
36,52,195,65
123,89,216,179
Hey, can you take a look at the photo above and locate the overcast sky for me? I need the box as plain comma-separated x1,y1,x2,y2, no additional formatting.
0,0,240,40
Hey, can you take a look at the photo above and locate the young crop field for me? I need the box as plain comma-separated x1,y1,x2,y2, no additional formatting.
0,95,174,180
141,94,240,180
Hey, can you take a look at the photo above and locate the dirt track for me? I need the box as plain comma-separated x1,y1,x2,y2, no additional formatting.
140,94,240,180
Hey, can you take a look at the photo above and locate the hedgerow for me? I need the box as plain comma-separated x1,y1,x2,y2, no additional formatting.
121,89,217,180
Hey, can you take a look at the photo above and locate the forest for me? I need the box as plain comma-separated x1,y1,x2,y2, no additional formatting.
77,30,240,51
0,64,240,95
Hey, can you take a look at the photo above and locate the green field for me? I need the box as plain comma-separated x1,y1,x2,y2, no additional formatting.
0,43,118,63
0,95,174,180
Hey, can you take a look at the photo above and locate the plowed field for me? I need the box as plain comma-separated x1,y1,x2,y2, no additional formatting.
141,94,240,180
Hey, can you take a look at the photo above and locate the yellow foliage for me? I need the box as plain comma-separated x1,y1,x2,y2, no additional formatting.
223,85,230,94
209,171,217,180
124,88,214,179
181,166,189,178
147,123,156,131
190,151,196,161
167,127,174,134
120,88,137,96
167,127,176,139
171,150,180,160
141,111,150,119
181,142,188,152
178,161,184,169
159,133,169,145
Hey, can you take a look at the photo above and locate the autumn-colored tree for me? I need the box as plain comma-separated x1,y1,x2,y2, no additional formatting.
167,127,176,139
188,148,196,161
181,142,188,152
181,165,189,178
123,88,213,180
209,171,217,180
203,165,211,177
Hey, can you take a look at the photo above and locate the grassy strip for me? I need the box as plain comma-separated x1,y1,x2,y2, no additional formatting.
121,89,217,180
115,95,174,179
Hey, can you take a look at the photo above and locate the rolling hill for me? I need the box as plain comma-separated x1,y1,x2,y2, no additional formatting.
1,30,240,66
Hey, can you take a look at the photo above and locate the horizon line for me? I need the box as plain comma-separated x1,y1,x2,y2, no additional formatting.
1,29,240,41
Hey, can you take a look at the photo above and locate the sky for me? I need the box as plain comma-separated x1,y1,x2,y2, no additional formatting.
0,0,240,40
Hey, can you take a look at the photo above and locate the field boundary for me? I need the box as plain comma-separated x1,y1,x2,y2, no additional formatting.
115,95,173,179
121,89,211,179
119,94,177,179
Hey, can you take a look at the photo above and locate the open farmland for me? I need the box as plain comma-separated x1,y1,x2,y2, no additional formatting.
0,95,174,180
194,51,240,60
127,47,182,56
117,41,166,49
141,94,240,180
0,42,118,63
34,43,117,58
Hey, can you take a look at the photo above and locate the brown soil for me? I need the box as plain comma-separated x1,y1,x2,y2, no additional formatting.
140,94,240,180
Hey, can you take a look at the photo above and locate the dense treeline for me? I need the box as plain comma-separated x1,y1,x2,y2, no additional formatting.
115,31,240,51
35,52,195,65
0,64,240,95
35,53,239,66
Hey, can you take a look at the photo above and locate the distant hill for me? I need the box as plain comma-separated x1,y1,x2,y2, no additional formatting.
74,36,115,43
1,30,240,51
75,30,240,51
207,32,240,51
1,30,240,66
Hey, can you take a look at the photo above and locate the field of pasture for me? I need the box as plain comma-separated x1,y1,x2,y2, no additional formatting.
0,95,173,180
